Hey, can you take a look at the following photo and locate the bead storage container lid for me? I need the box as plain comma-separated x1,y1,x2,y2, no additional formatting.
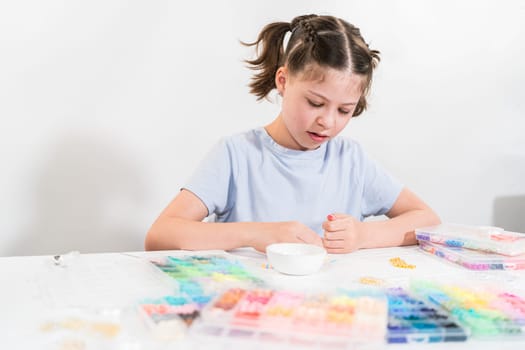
419,240,525,270
415,223,525,256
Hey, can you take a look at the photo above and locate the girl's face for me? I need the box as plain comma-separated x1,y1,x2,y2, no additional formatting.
272,66,364,151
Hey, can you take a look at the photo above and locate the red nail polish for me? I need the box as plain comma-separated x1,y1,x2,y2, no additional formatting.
327,214,335,221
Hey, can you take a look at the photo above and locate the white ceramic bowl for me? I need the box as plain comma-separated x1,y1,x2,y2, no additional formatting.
266,243,327,275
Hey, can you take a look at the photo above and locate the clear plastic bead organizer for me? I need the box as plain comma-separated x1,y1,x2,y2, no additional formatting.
190,287,389,348
415,223,525,256
418,240,525,271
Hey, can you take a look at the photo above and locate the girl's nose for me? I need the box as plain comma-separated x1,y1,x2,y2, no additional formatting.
316,110,336,129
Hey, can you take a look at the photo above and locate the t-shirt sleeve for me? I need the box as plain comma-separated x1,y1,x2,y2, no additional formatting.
360,151,403,218
182,138,236,217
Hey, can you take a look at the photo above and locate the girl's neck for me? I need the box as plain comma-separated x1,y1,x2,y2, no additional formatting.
264,115,299,151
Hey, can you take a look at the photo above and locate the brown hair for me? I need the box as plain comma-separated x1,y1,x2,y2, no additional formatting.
242,14,380,117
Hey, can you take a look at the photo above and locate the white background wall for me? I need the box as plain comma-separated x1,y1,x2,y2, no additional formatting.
1,0,524,257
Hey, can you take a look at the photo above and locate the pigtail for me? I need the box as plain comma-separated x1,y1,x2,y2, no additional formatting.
242,22,291,100
353,48,380,116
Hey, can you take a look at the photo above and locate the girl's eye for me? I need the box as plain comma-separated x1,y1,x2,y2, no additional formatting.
339,109,351,115
307,99,323,108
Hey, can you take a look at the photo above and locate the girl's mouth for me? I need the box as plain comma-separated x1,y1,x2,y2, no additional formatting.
307,131,328,142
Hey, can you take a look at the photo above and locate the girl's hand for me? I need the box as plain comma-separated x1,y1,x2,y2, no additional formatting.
322,213,364,253
252,221,323,253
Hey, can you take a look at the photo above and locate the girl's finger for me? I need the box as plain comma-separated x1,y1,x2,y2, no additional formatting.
323,219,347,232
322,238,344,248
323,230,346,240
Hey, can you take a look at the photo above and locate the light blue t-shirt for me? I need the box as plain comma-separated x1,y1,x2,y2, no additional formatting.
184,127,403,236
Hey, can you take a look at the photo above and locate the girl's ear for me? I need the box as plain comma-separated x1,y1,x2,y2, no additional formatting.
275,66,288,95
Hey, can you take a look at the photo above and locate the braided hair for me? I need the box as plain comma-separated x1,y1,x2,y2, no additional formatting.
242,14,380,117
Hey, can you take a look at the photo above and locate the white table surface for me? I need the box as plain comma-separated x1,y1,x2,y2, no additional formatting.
1,246,524,349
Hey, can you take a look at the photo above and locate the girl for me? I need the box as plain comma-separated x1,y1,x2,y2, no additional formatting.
145,14,440,254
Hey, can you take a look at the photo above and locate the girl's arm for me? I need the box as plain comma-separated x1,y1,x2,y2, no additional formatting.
361,187,440,247
145,189,322,252
322,188,440,253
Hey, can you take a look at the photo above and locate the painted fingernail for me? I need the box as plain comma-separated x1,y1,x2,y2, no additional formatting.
327,214,336,221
